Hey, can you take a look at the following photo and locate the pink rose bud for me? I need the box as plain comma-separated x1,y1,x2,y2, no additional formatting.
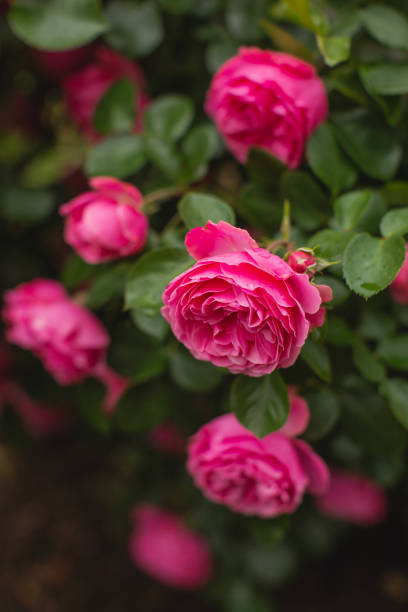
390,244,408,305
148,422,186,455
31,46,91,80
2,279,128,412
60,176,148,263
187,412,329,518
316,470,388,526
288,250,316,274
205,47,328,168
162,221,332,377
63,46,150,140
129,504,212,589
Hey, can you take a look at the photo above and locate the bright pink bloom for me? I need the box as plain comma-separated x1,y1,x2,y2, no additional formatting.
316,470,387,526
2,279,128,412
280,386,310,437
390,244,408,305
205,47,328,168
129,504,212,589
149,422,186,454
63,46,150,140
162,221,332,377
32,46,91,79
60,176,148,263
187,412,328,518
288,250,316,275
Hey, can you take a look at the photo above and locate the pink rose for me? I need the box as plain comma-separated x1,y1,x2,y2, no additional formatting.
316,470,388,526
129,504,212,589
187,406,329,518
390,244,408,305
31,46,91,79
288,250,316,275
205,47,328,168
60,176,148,263
162,221,332,377
63,46,150,140
2,279,128,412
149,422,186,455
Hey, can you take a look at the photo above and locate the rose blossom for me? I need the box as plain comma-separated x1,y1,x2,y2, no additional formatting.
129,504,212,589
316,470,387,526
187,400,329,518
205,47,328,168
2,279,128,413
162,221,332,377
60,176,148,263
63,46,150,140
390,244,408,305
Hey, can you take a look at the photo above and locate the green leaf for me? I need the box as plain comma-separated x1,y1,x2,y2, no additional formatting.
333,110,402,181
306,122,358,194
8,0,107,50
359,309,396,341
247,147,287,189
304,389,340,442
145,95,194,143
93,79,135,134
301,338,331,382
85,134,146,178
205,39,239,73
106,0,163,57
226,0,268,42
131,309,169,341
317,35,350,67
361,4,408,51
181,124,220,180
169,346,222,392
143,133,182,180
1,187,55,223
125,247,193,315
353,340,386,383
87,264,128,309
315,275,350,306
343,233,405,298
178,192,235,229
309,229,352,260
326,316,354,347
380,207,408,237
378,335,408,371
280,171,328,231
60,254,96,290
114,385,169,433
360,63,408,96
381,378,408,430
230,372,290,437
334,189,386,233
381,182,408,207
237,184,282,234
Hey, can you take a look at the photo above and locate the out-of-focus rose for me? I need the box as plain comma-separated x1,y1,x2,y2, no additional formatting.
288,250,316,275
205,47,328,168
148,422,186,455
129,504,212,589
63,46,150,140
390,244,408,305
187,408,329,518
60,176,148,263
162,221,332,377
31,46,91,79
316,470,388,526
2,279,128,412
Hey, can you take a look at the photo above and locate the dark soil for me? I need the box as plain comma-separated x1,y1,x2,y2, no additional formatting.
1,438,408,612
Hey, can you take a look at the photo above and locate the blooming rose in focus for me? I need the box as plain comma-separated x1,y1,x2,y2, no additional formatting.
2,279,128,413
60,176,148,263
390,244,408,305
205,47,328,168
63,46,150,140
187,401,329,518
129,504,212,589
162,221,332,377
316,470,387,526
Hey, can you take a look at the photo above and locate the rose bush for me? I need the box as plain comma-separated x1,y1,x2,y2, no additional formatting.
3,0,408,610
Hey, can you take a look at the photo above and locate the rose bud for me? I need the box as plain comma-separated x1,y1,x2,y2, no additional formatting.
288,250,316,274
2,279,128,413
390,244,408,305
187,407,329,518
162,221,332,377
129,505,212,589
60,176,148,264
63,46,150,140
205,47,328,168
316,470,387,526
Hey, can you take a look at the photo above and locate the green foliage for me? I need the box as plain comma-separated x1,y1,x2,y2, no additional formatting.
85,134,146,178
93,79,135,134
178,192,236,229
106,0,163,57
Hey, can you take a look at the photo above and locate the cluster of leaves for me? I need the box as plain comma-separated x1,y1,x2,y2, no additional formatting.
3,0,408,610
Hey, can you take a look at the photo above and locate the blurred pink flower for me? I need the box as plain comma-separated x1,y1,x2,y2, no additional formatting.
390,244,408,305
149,422,186,455
32,46,92,80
